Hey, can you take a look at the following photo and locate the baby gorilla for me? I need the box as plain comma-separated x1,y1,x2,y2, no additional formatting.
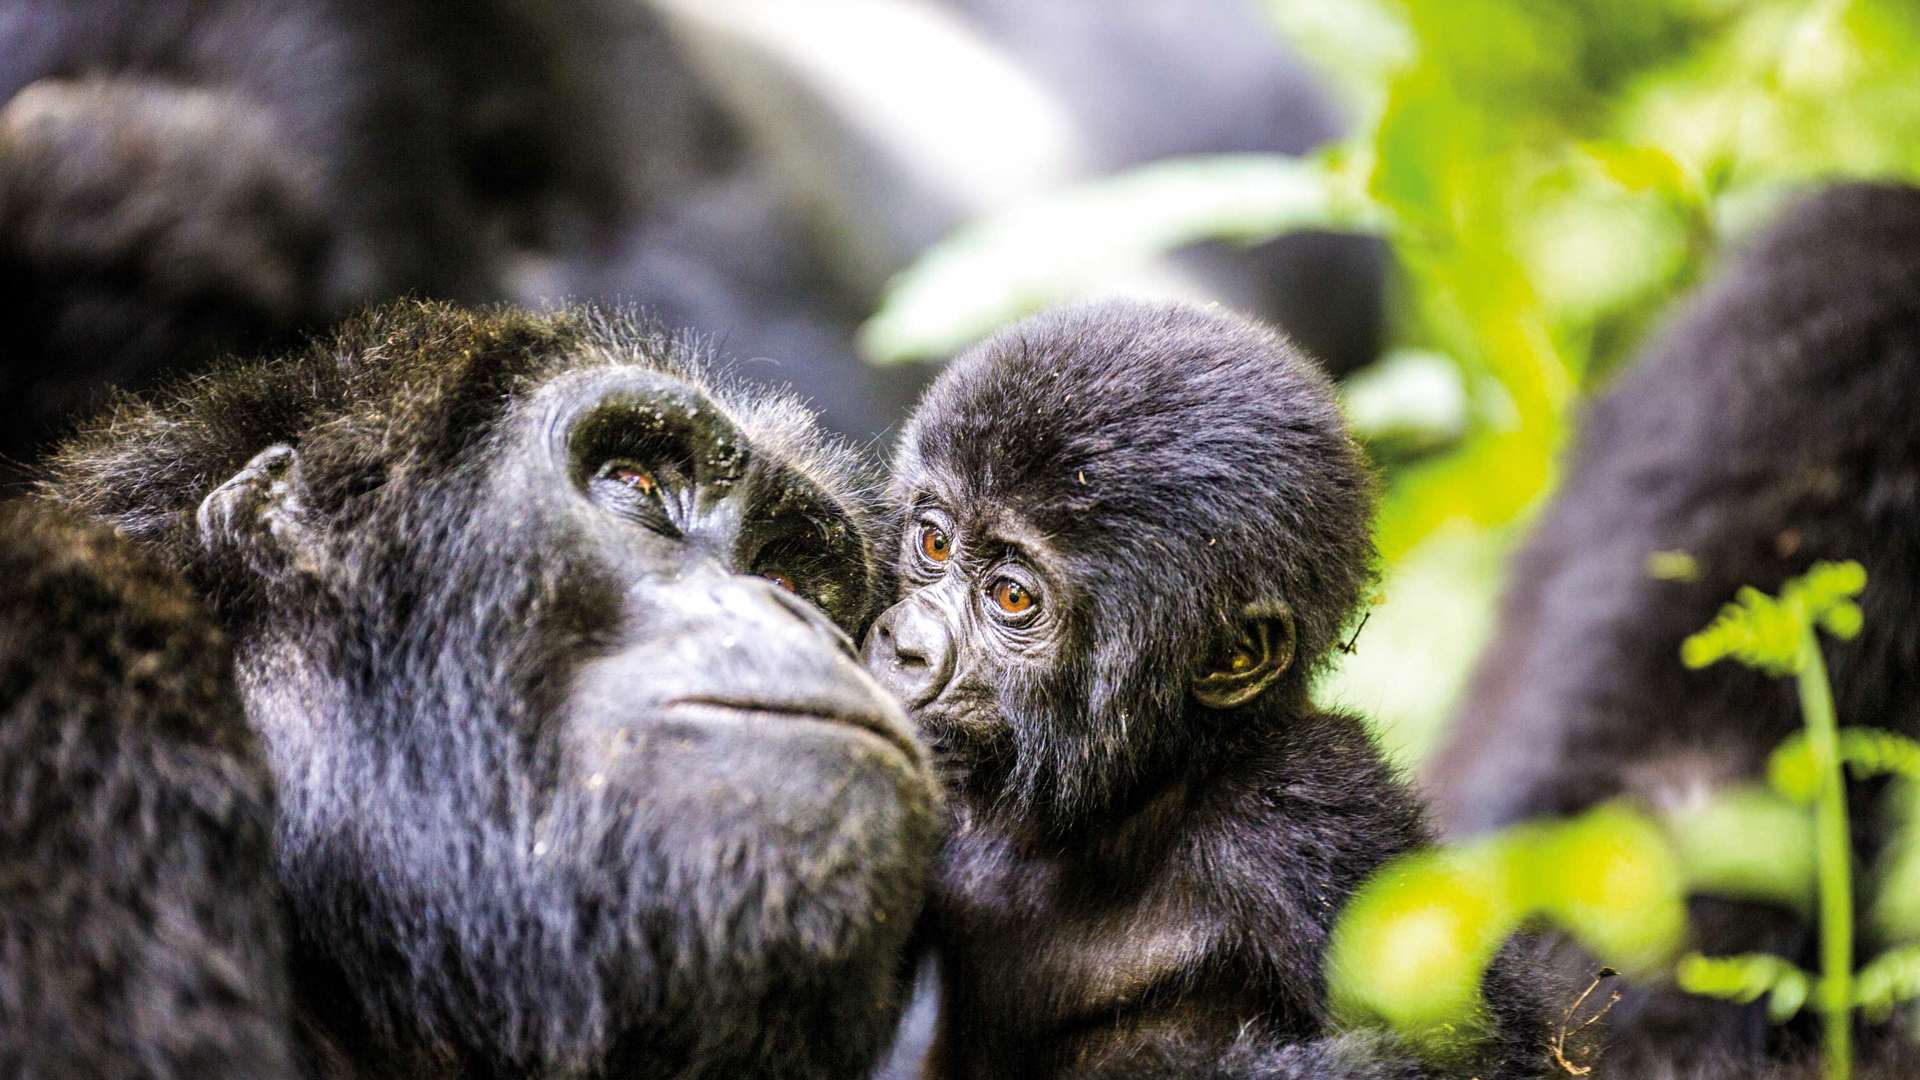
863,301,1548,1078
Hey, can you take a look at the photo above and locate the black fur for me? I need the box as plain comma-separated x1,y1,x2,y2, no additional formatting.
36,300,941,1078
0,0,619,477
1427,182,1920,1072
865,301,1551,1077
0,500,294,1079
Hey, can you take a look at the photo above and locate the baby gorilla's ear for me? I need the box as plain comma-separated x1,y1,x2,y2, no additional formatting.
1192,602,1296,709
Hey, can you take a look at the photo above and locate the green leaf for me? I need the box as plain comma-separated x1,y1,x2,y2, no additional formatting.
1327,848,1517,1035
1681,561,1867,675
1328,803,1685,1039
1853,944,1920,1022
1666,786,1816,913
1873,784,1920,943
1676,953,1815,1022
1535,804,1688,974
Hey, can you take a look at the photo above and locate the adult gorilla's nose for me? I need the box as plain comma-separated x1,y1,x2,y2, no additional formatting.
862,597,953,708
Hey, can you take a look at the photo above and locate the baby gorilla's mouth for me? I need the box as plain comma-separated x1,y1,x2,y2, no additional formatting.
664,695,922,765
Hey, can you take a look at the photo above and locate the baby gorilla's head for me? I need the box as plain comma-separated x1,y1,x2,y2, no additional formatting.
864,300,1375,831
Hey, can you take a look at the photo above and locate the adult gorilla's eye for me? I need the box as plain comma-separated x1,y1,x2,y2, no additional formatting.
763,570,797,593
590,459,681,537
608,465,655,494
991,578,1036,617
918,524,952,564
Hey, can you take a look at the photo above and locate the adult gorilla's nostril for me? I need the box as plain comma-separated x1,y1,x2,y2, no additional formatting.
861,598,953,708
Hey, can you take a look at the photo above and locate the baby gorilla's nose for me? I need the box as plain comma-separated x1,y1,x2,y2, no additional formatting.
861,597,954,709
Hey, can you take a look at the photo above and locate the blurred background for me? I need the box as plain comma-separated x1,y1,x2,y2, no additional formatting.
5,0,1920,763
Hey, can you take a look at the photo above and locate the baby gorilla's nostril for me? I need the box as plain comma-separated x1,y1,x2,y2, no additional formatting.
861,598,954,708
892,631,929,670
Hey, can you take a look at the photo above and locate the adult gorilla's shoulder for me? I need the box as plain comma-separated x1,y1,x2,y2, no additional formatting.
37,300,940,1079
0,499,294,1078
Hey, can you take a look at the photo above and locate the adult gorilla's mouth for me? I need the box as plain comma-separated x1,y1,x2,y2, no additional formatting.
664,695,924,766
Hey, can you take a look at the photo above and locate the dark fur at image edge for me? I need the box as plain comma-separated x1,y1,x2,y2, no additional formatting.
0,501,294,1079
22,300,941,1079
873,301,1557,1078
1427,183,1920,1074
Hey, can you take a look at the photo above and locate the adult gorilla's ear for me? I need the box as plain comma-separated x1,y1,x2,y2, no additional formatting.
1192,602,1296,710
196,444,314,574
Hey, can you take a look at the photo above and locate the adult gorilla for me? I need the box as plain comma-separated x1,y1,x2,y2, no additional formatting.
31,301,940,1078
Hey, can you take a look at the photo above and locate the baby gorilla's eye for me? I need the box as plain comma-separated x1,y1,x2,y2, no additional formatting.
762,570,797,593
919,524,952,564
991,579,1035,616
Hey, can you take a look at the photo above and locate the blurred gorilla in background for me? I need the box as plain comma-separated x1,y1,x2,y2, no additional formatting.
1426,182,1920,1076
0,0,623,474
1,0,1383,480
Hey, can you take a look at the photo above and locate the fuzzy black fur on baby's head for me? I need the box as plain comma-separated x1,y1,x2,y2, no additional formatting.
889,300,1375,823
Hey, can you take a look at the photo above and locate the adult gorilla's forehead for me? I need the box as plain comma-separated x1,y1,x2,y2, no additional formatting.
40,301,877,571
524,354,875,519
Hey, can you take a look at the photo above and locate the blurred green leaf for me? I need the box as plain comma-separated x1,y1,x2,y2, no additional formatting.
1667,786,1816,912
1853,944,1920,1022
1329,803,1685,1039
1536,804,1689,974
1327,847,1519,1037
1677,952,1814,1022
1873,785,1920,943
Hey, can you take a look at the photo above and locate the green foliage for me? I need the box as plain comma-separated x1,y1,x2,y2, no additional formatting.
1677,953,1814,1022
1772,727,1920,804
1873,786,1920,943
1681,560,1866,675
1855,945,1920,1023
1681,945,1920,1025
1674,562,1880,1080
1665,786,1816,913
1328,563,1920,1077
1328,803,1686,1049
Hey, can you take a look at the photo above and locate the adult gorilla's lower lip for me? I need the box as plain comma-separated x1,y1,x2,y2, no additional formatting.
664,697,921,764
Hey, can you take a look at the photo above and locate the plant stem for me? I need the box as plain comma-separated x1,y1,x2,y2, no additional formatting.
1799,625,1852,1080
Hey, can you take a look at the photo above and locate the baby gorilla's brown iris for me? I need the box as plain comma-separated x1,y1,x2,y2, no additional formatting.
919,524,951,562
991,579,1032,615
